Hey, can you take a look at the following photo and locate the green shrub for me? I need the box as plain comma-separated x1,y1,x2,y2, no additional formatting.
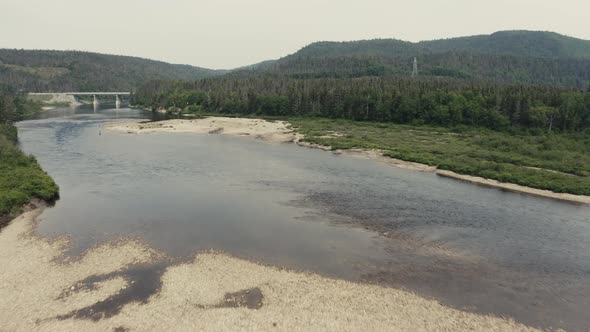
0,125,59,217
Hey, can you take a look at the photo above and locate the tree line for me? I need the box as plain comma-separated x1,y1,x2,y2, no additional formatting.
0,84,59,219
132,77,590,132
0,84,32,128
249,52,590,88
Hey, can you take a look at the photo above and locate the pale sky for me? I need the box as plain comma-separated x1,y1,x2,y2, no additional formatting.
1,0,589,69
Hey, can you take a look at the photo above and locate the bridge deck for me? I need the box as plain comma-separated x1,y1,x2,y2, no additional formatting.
29,92,131,96
64,92,131,96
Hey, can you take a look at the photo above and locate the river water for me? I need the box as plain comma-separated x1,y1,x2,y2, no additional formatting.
16,106,590,331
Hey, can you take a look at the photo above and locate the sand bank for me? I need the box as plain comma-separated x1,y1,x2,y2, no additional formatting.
0,204,538,331
107,116,590,204
436,170,590,204
106,117,301,143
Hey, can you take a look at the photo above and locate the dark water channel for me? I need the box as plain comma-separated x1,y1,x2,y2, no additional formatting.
17,106,590,331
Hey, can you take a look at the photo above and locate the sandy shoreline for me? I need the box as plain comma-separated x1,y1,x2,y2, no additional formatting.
107,116,590,205
332,150,590,204
0,204,538,331
436,170,590,204
106,117,302,143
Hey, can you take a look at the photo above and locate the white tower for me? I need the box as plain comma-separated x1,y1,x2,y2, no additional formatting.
411,57,418,77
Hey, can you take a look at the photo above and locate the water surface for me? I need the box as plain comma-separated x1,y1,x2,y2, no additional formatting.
17,106,590,331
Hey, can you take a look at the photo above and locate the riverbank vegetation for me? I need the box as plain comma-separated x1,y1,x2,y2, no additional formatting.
132,77,590,196
291,118,590,195
0,85,59,226
134,77,590,132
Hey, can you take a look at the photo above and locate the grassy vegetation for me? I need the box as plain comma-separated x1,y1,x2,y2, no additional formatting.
289,118,590,196
0,124,59,226
1,64,70,80
18,102,46,118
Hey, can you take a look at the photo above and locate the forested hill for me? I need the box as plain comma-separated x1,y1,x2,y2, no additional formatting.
250,31,590,87
421,31,590,59
288,31,590,60
0,49,225,92
4,31,590,91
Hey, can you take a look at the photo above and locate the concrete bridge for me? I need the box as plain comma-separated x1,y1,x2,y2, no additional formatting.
65,92,130,108
29,92,131,108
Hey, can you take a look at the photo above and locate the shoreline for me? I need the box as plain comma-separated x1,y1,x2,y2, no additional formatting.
435,170,590,204
331,149,590,204
106,117,302,144
107,116,590,205
0,205,538,331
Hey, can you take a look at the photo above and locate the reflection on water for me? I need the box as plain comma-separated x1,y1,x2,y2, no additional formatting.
33,104,129,119
16,107,590,331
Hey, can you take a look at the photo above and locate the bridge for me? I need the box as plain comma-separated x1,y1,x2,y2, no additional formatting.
29,92,131,108
65,92,131,108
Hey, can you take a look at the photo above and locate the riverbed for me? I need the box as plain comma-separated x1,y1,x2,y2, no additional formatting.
13,105,590,331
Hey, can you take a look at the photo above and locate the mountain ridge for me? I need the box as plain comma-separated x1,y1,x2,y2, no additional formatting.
252,30,590,87
2,30,590,90
282,30,590,60
0,49,226,92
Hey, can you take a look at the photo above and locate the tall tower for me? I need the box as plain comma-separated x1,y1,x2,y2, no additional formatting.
411,57,418,77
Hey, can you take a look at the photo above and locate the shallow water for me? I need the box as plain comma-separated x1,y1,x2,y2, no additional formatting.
17,106,590,331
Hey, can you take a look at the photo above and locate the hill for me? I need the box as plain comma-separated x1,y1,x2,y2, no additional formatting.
3,31,590,91
0,49,225,92
422,31,590,59
253,31,590,87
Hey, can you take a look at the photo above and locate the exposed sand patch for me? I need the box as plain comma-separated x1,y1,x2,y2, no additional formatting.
106,117,302,143
28,93,81,107
317,131,346,139
0,205,538,331
524,166,578,176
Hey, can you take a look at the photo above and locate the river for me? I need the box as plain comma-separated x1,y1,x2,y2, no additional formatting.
16,105,590,331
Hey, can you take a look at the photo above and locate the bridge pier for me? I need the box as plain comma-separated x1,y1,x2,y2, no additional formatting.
93,95,99,112
62,92,130,110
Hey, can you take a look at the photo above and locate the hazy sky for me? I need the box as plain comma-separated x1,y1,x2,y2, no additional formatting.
1,0,589,69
